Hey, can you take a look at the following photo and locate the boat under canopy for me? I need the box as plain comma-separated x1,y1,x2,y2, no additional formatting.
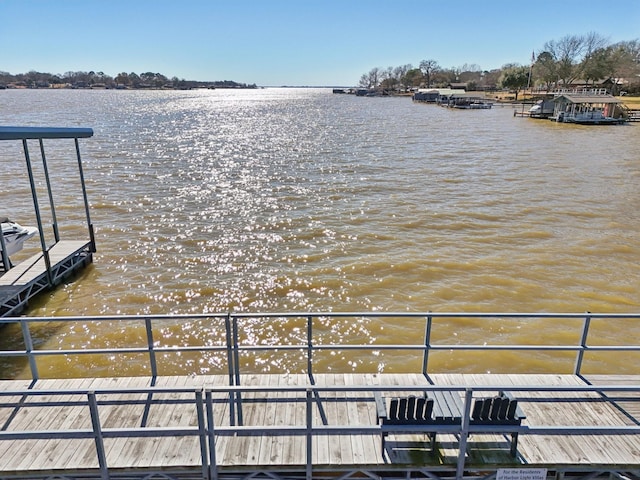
0,218,38,267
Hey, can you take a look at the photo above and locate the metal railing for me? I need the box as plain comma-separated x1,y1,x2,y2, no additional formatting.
2,312,640,382
0,312,639,479
1,382,639,480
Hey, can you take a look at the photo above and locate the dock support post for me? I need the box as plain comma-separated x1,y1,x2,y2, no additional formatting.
195,389,210,480
205,390,218,480
144,317,158,384
306,388,313,480
23,139,53,287
232,315,243,425
224,314,236,426
0,229,9,272
574,313,591,376
307,315,313,378
88,391,109,480
20,319,39,381
38,139,60,243
422,313,432,377
456,389,473,480
75,138,96,253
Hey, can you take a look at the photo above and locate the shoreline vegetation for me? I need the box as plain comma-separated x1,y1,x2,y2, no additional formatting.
356,33,640,99
0,70,257,90
2,82,638,106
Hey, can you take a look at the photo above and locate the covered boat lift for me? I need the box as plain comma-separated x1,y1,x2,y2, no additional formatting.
551,90,625,124
0,126,96,317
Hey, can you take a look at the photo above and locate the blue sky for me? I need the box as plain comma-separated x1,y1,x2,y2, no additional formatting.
1,0,638,86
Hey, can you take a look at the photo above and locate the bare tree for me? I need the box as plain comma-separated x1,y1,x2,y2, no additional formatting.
419,59,440,87
534,51,559,90
393,64,412,89
358,67,381,89
544,34,585,86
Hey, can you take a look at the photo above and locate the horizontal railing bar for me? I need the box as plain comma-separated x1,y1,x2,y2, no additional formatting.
233,344,640,351
0,430,95,440
4,311,640,324
2,346,231,356
4,344,638,360
2,424,640,442
1,384,640,398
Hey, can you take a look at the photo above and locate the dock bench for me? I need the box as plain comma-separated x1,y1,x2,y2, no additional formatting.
468,391,526,456
374,390,463,454
374,390,526,457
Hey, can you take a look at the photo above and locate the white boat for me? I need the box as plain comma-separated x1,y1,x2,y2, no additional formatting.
1,217,38,256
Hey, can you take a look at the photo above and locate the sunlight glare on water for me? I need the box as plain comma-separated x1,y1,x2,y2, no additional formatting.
1,88,639,377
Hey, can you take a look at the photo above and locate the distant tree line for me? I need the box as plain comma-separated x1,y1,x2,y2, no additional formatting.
359,33,640,96
0,70,257,90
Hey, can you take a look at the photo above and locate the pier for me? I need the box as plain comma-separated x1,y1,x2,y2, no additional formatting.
0,312,638,480
0,127,96,317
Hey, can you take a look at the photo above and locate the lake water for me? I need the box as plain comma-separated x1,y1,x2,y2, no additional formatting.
1,88,639,378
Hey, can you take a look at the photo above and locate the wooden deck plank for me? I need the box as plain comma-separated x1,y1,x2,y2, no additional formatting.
14,378,92,471
0,373,638,475
0,379,82,471
141,376,193,468
0,241,90,286
258,374,284,465
277,374,305,466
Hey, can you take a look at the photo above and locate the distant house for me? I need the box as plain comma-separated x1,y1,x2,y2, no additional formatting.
412,89,439,102
449,82,468,91
413,88,466,103
600,78,629,95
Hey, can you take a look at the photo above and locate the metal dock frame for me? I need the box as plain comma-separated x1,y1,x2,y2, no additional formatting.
0,126,95,316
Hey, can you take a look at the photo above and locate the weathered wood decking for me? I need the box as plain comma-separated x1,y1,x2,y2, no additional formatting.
0,373,638,479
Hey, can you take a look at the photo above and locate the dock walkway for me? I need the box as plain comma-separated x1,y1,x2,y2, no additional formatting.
0,240,93,316
0,373,638,479
0,312,639,480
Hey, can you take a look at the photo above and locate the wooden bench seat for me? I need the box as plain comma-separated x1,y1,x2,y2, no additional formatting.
374,390,526,457
374,391,463,454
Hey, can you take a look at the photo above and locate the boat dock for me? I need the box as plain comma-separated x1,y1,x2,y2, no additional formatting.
0,312,638,480
626,108,640,122
0,127,96,317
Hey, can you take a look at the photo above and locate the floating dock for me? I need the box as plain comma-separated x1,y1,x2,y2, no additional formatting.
0,126,95,317
0,312,638,480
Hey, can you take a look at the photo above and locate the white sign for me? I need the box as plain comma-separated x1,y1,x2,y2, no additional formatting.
497,469,547,480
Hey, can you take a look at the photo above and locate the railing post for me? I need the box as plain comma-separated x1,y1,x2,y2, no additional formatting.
422,314,433,376
232,315,243,425
144,317,158,384
87,391,109,480
20,319,39,381
224,313,235,426
307,315,313,378
456,389,473,479
574,313,591,376
306,388,313,480
205,390,218,480
195,389,209,480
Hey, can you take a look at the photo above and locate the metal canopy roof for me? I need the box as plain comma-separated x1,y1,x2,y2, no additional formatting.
553,94,621,104
0,126,94,140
